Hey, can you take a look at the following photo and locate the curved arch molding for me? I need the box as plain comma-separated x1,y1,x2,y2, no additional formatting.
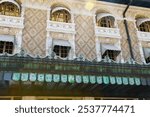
0,0,21,10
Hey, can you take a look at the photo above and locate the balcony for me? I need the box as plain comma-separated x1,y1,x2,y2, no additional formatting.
0,15,24,29
47,21,76,34
95,27,121,38
137,31,150,41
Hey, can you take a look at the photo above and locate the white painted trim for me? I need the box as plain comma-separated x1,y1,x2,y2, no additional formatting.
0,34,14,42
52,7,71,14
96,13,115,21
136,18,150,27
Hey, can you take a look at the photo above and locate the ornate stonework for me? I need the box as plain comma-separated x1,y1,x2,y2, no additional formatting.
22,8,47,56
50,32,73,40
74,15,96,60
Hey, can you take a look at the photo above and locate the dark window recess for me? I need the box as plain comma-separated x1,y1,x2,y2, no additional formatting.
0,2,20,16
53,45,70,58
146,57,150,63
51,10,71,23
138,21,150,32
98,16,114,28
0,41,14,54
102,50,119,61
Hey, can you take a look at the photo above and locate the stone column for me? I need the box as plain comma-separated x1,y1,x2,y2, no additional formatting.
139,41,146,63
69,35,76,60
46,8,53,56
71,11,75,23
96,37,101,61
15,30,23,54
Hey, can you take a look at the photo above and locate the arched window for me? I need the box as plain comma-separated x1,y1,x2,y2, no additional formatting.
51,7,71,23
98,16,114,28
138,21,150,32
96,12,115,28
0,1,20,17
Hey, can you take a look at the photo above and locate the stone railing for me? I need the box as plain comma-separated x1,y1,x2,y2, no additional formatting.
137,31,150,41
0,15,24,29
95,27,121,38
47,21,76,34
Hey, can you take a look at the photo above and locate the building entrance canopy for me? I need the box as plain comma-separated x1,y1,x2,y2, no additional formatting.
0,53,150,97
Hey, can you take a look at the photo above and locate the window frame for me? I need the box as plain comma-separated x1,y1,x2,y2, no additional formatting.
53,45,71,58
0,2,20,17
97,16,114,28
0,41,14,54
51,9,71,23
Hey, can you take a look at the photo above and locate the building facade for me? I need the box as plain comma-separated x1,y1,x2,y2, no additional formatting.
0,0,150,100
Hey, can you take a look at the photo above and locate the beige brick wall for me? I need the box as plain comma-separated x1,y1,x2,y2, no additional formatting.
22,8,47,56
117,20,142,62
74,15,96,60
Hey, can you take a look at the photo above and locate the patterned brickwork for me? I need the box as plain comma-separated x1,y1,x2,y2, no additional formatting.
128,21,142,63
117,20,142,63
74,15,96,60
22,8,47,56
117,20,130,61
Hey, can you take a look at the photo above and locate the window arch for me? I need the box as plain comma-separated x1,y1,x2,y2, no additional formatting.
98,16,115,28
96,13,115,28
50,7,71,23
0,0,20,17
136,16,150,32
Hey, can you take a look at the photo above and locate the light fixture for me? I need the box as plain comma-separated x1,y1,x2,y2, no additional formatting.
85,0,95,11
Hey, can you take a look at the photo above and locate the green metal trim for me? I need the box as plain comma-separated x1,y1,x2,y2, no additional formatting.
122,77,128,85
129,78,135,85
68,75,75,83
75,75,82,83
29,73,37,82
83,75,89,84
116,77,122,85
135,78,141,86
61,74,67,83
12,73,20,81
103,76,109,84
37,74,44,82
10,72,143,87
45,74,52,82
97,76,103,84
110,76,116,85
90,76,96,84
53,74,60,83
21,73,28,81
